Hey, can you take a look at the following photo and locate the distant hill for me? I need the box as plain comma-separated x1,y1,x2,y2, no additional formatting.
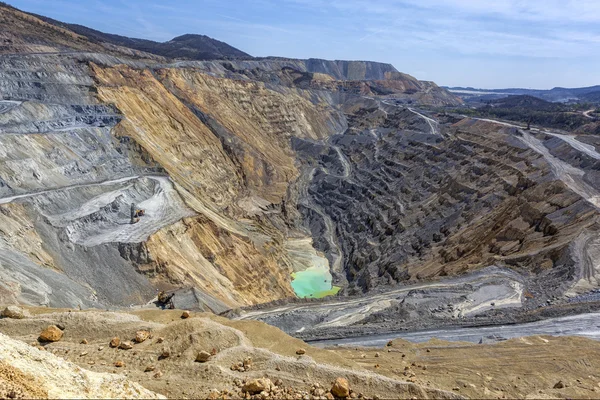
580,90,600,103
447,85,600,104
471,95,593,131
488,95,566,112
32,15,251,60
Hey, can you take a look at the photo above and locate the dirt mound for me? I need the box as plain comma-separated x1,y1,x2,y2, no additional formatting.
0,332,163,399
6,307,599,398
0,308,460,399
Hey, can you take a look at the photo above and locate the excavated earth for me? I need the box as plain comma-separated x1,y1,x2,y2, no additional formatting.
0,3,468,314
2,4,600,398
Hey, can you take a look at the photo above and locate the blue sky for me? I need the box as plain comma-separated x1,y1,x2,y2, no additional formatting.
9,0,600,89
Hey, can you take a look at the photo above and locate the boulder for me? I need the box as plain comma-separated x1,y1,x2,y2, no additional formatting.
196,350,211,363
243,378,272,394
135,330,150,343
109,337,120,348
1,306,29,319
38,326,63,342
331,377,350,398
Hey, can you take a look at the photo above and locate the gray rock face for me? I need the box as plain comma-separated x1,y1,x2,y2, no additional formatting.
304,58,399,81
0,52,170,308
294,99,599,299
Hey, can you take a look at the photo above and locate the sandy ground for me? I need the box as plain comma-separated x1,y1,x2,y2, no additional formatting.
1,306,599,399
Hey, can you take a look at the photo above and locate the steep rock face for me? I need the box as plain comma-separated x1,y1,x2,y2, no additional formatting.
303,58,399,81
188,58,399,82
178,59,461,106
92,63,242,210
89,62,346,307
145,216,295,308
156,67,344,205
0,48,349,309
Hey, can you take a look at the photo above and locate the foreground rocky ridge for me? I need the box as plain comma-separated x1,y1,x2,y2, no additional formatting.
2,306,600,399
0,307,463,399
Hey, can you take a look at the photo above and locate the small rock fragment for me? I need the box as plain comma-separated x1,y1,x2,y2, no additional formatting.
80,339,88,345
243,378,272,394
196,350,211,363
109,337,120,348
56,323,66,331
118,341,133,350
181,310,190,319
156,337,164,343
161,349,170,358
554,381,565,389
114,361,124,368
296,348,306,355
145,365,155,372
135,330,151,343
331,377,350,398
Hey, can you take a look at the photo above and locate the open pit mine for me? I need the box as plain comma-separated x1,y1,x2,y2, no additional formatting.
1,3,600,399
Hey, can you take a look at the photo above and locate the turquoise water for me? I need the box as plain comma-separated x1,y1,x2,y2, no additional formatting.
291,267,341,299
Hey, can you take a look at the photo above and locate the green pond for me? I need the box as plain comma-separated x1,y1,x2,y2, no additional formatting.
291,266,341,299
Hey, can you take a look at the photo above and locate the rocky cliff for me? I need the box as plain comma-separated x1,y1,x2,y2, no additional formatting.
5,1,596,319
